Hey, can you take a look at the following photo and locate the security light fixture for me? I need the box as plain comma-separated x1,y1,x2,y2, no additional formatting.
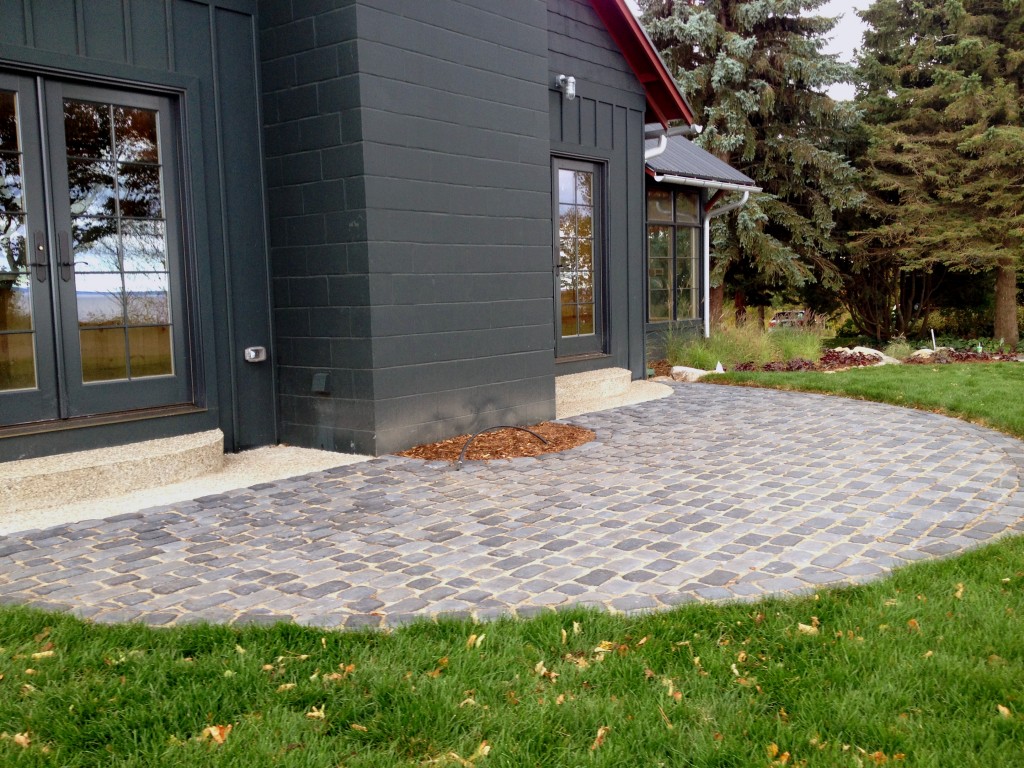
555,74,576,100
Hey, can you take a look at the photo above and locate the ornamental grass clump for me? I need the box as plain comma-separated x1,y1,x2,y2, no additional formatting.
665,323,824,370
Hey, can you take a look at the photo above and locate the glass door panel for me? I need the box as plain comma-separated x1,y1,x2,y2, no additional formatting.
552,158,603,358
0,73,190,428
0,75,59,426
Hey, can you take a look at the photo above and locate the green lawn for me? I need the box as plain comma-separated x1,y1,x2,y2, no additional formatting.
2,361,1023,766
713,362,1024,439
2,537,1023,766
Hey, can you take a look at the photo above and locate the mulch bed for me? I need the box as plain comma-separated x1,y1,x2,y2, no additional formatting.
650,349,1021,375
397,421,595,463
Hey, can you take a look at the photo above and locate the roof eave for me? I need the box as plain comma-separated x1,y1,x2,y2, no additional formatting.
586,0,695,127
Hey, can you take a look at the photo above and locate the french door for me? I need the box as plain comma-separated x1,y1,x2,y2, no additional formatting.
0,73,191,428
553,158,604,358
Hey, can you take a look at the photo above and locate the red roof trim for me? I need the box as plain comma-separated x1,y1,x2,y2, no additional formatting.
586,0,694,127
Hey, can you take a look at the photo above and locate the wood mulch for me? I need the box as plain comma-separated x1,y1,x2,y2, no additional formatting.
396,421,595,463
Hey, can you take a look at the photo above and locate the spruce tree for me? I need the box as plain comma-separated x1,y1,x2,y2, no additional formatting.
639,0,862,317
855,0,1023,345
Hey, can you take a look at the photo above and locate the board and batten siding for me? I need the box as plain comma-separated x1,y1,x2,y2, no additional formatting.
547,0,648,379
0,0,277,458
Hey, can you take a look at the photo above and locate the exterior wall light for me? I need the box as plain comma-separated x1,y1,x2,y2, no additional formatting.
555,74,576,100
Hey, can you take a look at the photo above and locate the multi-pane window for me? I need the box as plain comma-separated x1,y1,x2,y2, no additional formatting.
647,188,699,322
66,99,173,382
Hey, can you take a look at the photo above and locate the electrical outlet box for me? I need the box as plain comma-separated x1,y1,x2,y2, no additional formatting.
243,346,267,363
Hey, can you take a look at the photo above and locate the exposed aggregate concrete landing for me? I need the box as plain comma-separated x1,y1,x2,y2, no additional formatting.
1,384,1022,629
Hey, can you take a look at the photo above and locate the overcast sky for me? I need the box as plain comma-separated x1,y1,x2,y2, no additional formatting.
625,0,871,100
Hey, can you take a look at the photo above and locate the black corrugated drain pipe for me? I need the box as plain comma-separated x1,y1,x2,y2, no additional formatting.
456,426,549,470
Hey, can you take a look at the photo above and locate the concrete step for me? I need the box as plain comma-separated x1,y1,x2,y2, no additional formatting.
555,367,631,405
1,429,225,516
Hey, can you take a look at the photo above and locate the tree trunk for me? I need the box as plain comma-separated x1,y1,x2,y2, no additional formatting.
993,256,1019,347
733,289,747,326
757,305,766,329
709,283,725,330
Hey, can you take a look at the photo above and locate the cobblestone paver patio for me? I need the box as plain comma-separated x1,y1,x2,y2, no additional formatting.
2,384,1023,628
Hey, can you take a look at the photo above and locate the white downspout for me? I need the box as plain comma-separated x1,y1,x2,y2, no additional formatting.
703,211,711,338
702,190,750,338
644,134,667,161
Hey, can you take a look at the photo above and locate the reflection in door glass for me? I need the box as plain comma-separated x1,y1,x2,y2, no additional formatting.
0,90,36,391
65,99,172,383
557,169,595,338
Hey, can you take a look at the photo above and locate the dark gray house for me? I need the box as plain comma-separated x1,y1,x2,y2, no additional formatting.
0,0,755,463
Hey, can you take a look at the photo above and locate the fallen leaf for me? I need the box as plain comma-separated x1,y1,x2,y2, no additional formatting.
797,623,819,636
339,663,356,676
467,634,479,649
30,651,54,660
23,669,36,675
306,705,325,720
954,583,965,599
636,636,649,647
223,670,235,678
13,732,31,749
590,725,610,751
997,705,1012,719
573,621,582,635
659,705,673,729
199,725,232,745
262,664,275,672
556,694,566,705
907,619,920,632
350,723,368,732
459,697,477,708
235,644,246,655
277,683,297,692
33,628,51,643
644,668,656,680
560,629,567,645
923,650,933,659
768,743,780,758
469,741,491,760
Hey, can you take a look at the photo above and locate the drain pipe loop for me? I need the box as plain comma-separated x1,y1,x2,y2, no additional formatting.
456,426,549,470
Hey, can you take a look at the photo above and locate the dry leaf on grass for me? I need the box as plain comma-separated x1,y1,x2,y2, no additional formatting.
350,723,368,732
13,732,31,749
306,706,326,720
590,725,610,751
199,725,232,745
997,705,1012,718
954,583,965,599
797,623,819,636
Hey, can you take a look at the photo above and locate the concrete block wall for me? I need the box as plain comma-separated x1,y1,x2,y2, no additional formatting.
261,0,557,455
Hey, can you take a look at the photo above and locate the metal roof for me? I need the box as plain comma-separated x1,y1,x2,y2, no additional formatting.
644,135,759,189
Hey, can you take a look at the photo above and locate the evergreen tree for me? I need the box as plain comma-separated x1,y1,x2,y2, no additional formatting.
639,0,862,318
855,0,1023,345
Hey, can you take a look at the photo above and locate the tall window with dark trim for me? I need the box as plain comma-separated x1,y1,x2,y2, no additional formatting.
647,188,699,322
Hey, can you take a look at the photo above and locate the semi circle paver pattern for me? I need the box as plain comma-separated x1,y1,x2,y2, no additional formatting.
2,384,1023,628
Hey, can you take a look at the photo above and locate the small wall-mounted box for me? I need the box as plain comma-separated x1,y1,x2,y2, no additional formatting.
311,371,330,394
243,346,267,363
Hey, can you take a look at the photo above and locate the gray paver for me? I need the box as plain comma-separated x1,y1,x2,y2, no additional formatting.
1,385,1021,628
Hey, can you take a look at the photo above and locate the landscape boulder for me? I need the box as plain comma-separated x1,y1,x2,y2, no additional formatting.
671,366,714,382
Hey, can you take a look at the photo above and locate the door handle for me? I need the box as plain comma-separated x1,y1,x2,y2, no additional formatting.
29,231,48,283
57,231,72,282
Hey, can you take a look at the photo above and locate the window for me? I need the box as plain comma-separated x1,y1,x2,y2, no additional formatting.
647,188,699,322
